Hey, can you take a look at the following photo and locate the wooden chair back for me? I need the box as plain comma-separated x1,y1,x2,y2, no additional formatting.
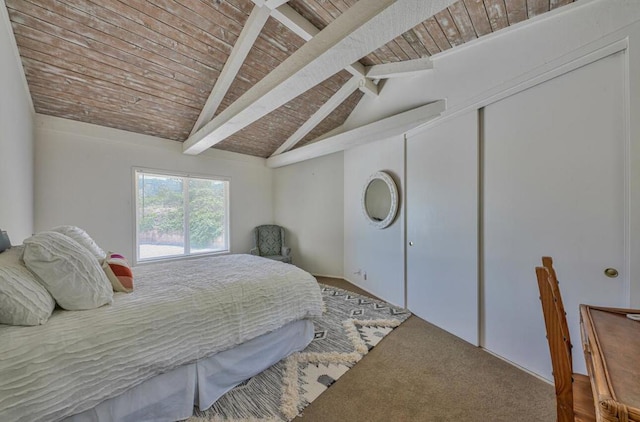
536,257,577,422
542,257,572,347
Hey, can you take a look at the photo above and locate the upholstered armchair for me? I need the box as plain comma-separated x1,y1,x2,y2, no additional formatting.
249,225,292,264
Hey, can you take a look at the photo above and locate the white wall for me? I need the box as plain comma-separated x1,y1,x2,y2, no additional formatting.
344,136,404,307
34,115,273,263
0,2,34,243
273,152,344,277
334,0,640,379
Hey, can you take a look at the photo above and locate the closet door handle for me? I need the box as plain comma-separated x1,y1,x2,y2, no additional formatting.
604,268,619,278
408,241,414,246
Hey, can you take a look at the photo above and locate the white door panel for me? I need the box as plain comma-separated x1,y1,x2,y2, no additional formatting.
483,51,627,378
406,112,479,345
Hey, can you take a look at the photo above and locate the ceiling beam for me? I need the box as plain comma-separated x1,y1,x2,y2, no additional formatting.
269,4,378,98
366,57,434,79
271,75,361,156
266,100,446,168
345,62,379,97
184,0,457,155
189,5,271,136
270,4,316,42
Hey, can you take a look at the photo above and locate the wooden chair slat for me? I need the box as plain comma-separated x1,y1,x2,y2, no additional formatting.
536,258,596,422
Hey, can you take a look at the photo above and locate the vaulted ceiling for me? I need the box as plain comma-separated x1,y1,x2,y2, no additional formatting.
5,0,575,158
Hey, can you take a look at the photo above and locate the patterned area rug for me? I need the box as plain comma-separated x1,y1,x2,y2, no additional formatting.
187,284,410,422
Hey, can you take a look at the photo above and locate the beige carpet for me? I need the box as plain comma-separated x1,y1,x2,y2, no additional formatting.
294,277,556,422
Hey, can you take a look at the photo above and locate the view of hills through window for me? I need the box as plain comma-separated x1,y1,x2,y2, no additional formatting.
135,170,229,261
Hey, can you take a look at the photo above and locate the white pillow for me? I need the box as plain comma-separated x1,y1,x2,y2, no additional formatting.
23,231,113,310
50,225,106,260
0,246,56,326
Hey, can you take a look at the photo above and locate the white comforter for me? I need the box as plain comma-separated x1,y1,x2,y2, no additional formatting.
0,254,322,422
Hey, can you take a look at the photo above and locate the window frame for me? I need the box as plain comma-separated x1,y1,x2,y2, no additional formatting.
133,167,231,264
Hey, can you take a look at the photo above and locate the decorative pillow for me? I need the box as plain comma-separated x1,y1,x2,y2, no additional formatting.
102,252,134,293
49,225,106,261
0,246,56,325
23,231,113,310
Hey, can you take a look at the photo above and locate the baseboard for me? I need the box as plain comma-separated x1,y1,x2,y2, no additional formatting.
481,348,553,386
312,273,345,279
340,277,402,306
342,276,356,286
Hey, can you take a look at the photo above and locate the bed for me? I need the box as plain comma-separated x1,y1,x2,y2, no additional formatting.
0,252,323,422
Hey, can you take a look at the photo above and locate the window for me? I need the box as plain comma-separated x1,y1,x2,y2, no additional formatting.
134,169,229,262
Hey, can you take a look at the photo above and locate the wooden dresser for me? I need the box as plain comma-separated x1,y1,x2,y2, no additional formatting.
580,305,640,421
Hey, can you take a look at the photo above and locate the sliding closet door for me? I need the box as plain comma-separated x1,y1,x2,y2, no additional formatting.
406,112,479,345
483,51,628,378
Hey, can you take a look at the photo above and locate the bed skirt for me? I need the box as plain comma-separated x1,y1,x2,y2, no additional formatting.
64,319,314,422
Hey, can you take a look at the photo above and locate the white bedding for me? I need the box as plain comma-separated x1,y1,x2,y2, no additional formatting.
65,320,314,422
0,254,323,422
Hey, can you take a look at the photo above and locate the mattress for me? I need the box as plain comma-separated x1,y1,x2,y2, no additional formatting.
0,254,323,422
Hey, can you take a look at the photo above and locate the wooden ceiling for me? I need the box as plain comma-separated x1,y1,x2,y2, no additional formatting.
5,0,575,158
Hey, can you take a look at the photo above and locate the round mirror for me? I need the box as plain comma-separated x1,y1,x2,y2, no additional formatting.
362,171,398,229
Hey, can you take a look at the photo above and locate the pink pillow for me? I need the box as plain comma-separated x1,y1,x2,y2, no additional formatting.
102,252,134,293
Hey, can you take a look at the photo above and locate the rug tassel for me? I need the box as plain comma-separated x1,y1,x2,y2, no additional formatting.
299,351,361,364
280,354,301,420
343,320,369,355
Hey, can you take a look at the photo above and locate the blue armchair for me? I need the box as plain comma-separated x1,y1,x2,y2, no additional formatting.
249,225,292,264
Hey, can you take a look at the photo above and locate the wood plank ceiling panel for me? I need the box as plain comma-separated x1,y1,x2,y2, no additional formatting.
314,0,342,20
222,0,254,15
401,30,431,58
527,0,550,17
287,0,329,30
363,0,574,65
5,0,577,157
366,1,457,62
7,3,213,93
448,2,478,42
5,0,249,140
550,0,573,9
485,0,509,31
434,9,464,47
384,37,413,61
22,61,197,125
12,24,204,109
215,70,357,157
295,89,364,149
464,0,493,37
423,16,454,51
412,23,444,56
504,0,528,24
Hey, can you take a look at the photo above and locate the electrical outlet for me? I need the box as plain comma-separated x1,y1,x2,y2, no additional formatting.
363,272,367,281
